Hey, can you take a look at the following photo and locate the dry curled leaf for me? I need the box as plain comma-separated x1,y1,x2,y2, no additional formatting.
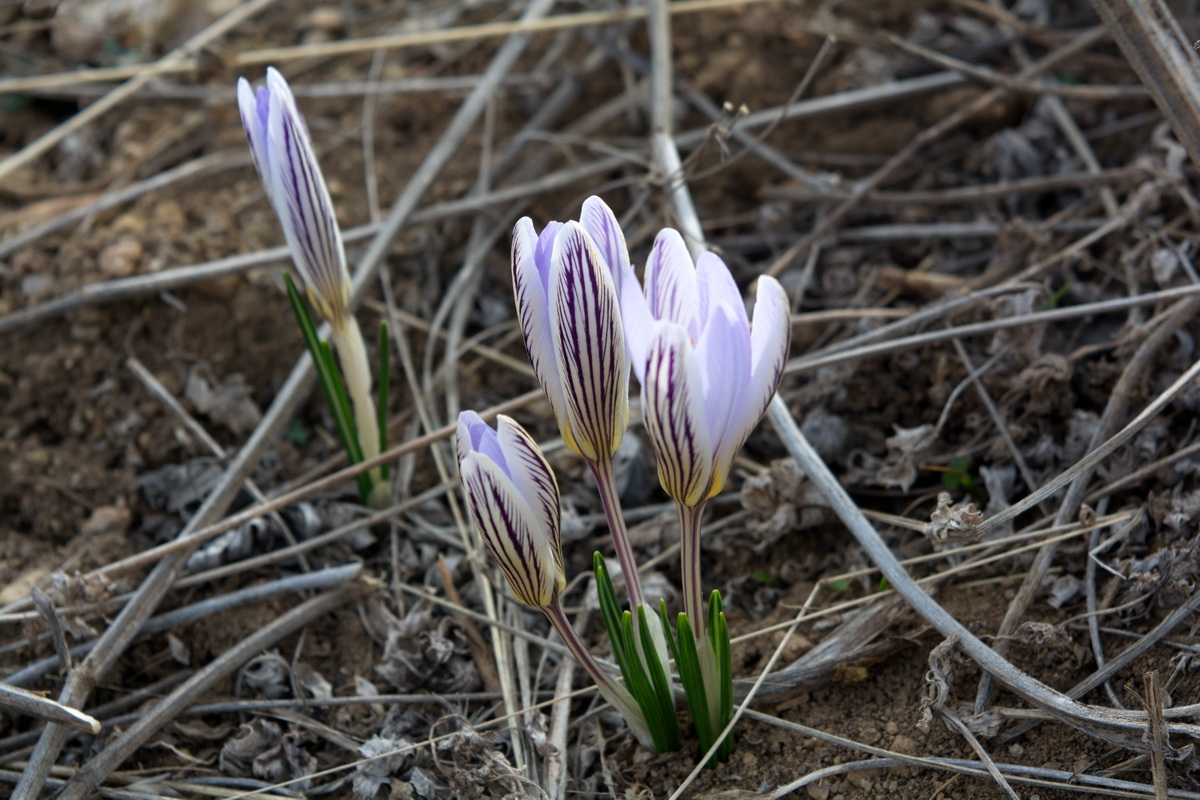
923,492,984,545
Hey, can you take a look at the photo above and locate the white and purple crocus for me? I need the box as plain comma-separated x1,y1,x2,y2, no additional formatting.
619,228,791,626
456,411,654,748
238,68,385,498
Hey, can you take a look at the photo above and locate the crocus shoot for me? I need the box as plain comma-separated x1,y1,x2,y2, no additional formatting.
238,67,390,508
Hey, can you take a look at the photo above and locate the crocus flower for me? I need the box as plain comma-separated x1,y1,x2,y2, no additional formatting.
237,67,351,327
620,229,791,508
511,198,630,463
457,411,566,608
238,69,385,503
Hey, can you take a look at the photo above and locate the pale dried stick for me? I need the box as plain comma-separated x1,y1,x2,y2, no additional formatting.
0,0,274,184
0,686,100,735
1089,0,1200,168
763,25,1109,278
766,398,1200,751
9,0,557,788
0,0,784,96
55,584,356,800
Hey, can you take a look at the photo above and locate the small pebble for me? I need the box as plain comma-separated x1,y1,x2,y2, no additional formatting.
98,239,143,277
81,505,132,537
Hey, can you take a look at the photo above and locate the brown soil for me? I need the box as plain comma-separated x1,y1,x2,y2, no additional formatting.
2,0,1198,798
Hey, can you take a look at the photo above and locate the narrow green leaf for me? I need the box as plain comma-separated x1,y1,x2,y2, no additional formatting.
285,273,371,502
593,553,629,668
674,612,716,763
636,605,680,750
713,601,735,761
376,321,390,481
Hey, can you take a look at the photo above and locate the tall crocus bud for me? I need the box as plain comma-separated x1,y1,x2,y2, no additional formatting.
620,229,791,508
237,67,351,327
457,412,566,608
512,197,629,462
238,68,384,500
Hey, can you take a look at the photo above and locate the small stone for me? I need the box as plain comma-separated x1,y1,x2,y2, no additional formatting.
98,239,143,277
890,734,919,755
70,323,102,342
805,782,829,800
154,200,186,228
81,505,132,537
1008,743,1024,757
847,771,874,792
305,5,344,30
21,274,56,299
26,448,50,469
112,212,147,234
884,720,899,735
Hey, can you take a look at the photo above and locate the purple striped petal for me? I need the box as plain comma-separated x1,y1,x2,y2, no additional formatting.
496,415,565,593
642,322,713,506
249,67,350,324
512,217,570,442
580,196,629,296
460,453,558,608
236,78,269,184
550,222,629,461
644,228,698,336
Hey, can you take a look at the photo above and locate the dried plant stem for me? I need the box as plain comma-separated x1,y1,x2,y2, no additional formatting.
0,0,274,185
765,397,1200,751
0,686,100,735
54,584,355,800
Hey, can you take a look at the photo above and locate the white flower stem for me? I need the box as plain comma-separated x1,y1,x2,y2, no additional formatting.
330,316,387,504
543,596,654,749
587,457,646,610
678,500,707,638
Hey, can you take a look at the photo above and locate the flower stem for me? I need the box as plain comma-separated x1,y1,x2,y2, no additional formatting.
543,596,653,748
330,316,387,502
588,457,645,610
678,500,707,639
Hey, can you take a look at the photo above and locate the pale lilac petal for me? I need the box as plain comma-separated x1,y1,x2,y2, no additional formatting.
619,267,654,386
694,302,752,487
455,410,480,469
513,218,570,438
261,68,349,322
694,252,747,334
580,196,629,296
643,228,698,330
747,276,791,417
533,220,562,293
236,78,269,181
709,276,791,496
642,321,713,506
460,454,557,608
496,415,564,593
550,222,629,461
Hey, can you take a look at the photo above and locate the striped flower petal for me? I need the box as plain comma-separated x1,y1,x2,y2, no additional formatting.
644,229,698,335
512,217,571,446
550,222,629,461
642,322,712,507
580,196,630,297
457,412,564,608
495,415,565,593
694,302,752,498
239,68,350,326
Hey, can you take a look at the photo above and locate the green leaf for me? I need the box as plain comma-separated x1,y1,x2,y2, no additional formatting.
636,604,680,751
285,273,372,503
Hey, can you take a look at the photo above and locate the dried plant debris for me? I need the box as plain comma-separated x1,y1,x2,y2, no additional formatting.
376,604,480,694
845,424,936,492
923,492,984,546
220,719,319,792
739,458,830,551
184,363,263,436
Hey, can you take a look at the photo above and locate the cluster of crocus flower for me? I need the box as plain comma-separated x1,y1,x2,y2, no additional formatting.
237,68,390,508
458,198,791,763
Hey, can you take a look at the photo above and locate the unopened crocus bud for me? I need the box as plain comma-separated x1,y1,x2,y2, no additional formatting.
620,229,791,507
456,412,566,608
237,67,351,327
512,197,630,462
